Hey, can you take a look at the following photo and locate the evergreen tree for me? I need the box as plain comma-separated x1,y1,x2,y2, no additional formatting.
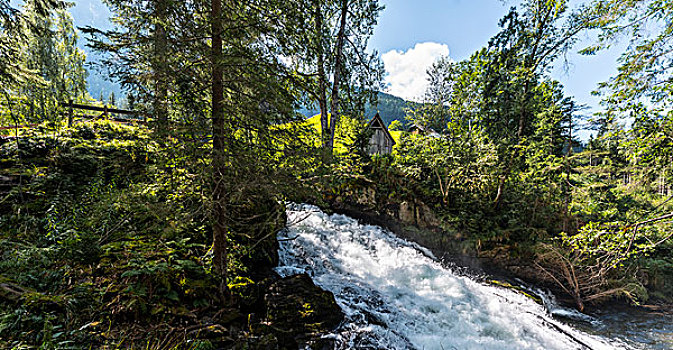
412,0,578,208
21,6,87,121
285,0,384,154
53,10,87,102
0,0,66,88
574,0,673,195
1,2,85,124
84,0,175,133
126,92,135,110
90,0,326,296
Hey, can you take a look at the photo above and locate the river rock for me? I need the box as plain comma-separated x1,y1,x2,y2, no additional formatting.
398,200,439,229
416,202,440,228
356,186,377,207
263,274,343,349
399,201,415,223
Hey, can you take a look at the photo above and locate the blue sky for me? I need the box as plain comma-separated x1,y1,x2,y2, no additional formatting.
67,0,623,121
70,0,111,29
370,0,625,119
370,0,509,59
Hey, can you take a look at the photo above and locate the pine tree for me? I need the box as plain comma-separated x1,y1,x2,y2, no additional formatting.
91,0,329,297
53,9,87,102
0,0,66,88
83,0,174,133
127,93,135,110
2,2,86,123
285,0,383,154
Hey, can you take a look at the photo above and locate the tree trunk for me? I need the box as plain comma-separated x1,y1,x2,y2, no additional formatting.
495,76,531,209
327,0,349,151
664,162,671,196
211,0,229,297
517,78,532,140
314,1,329,148
154,0,169,135
493,175,505,209
662,167,666,196
563,112,573,232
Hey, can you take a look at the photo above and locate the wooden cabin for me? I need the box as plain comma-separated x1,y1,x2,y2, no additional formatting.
367,113,396,155
408,123,440,137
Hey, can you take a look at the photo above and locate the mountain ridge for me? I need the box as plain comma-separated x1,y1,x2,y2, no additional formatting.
298,92,418,126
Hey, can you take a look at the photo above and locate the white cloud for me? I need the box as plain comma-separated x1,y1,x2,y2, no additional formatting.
381,42,450,102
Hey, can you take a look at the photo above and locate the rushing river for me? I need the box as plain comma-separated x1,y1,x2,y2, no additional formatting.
275,204,672,350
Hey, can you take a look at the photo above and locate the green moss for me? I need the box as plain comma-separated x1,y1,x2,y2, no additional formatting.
299,302,314,318
488,280,543,304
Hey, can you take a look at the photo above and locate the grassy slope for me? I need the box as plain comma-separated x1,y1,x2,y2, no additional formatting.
304,114,402,148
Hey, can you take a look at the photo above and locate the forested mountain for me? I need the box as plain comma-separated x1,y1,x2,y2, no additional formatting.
69,0,123,103
366,92,420,125
299,91,419,126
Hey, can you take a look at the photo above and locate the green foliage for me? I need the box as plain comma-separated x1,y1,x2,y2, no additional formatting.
2,2,672,348
389,1,577,250
534,105,673,307
388,119,403,131
576,0,673,114
281,0,383,152
0,0,68,88
0,121,283,348
1,2,88,128
340,0,673,309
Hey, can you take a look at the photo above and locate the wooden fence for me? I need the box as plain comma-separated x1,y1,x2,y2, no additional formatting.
60,101,146,126
0,102,146,143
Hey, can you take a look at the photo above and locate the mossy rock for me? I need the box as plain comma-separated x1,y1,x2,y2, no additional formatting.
263,274,343,348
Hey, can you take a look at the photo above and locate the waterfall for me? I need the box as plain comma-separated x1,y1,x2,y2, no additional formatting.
276,204,628,350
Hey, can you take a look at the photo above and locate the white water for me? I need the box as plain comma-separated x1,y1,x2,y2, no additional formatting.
276,204,628,350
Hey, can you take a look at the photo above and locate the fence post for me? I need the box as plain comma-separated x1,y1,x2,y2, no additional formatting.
67,100,73,127
104,105,109,119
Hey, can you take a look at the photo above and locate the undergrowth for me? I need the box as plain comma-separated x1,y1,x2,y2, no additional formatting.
0,121,280,349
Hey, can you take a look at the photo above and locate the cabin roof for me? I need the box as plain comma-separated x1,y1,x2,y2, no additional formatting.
409,123,434,132
409,122,441,138
368,113,396,146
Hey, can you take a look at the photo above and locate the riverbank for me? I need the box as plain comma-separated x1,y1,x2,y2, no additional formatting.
305,202,673,349
323,181,673,313
0,121,343,349
279,204,651,349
